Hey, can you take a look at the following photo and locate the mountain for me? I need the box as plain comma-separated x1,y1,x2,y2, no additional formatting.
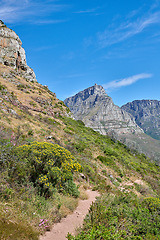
64,84,160,163
0,21,160,240
0,20,36,82
64,84,143,136
122,100,160,141
0,20,72,141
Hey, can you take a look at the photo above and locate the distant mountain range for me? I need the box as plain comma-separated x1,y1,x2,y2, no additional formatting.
122,100,160,141
64,84,143,136
64,84,160,164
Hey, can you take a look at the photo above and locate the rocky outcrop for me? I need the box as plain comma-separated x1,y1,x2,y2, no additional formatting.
64,85,160,163
64,84,143,136
0,20,36,82
122,100,160,140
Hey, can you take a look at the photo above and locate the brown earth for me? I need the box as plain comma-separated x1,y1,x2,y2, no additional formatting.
40,190,99,240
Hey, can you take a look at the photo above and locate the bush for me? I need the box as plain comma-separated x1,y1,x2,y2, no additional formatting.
104,147,118,157
97,155,115,166
63,180,79,198
8,142,81,197
68,193,160,239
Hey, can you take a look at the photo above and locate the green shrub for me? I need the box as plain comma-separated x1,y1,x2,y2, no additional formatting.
97,155,115,166
74,141,86,152
28,130,33,136
8,142,81,197
62,180,80,198
83,164,95,181
68,193,160,239
104,147,118,157
142,197,160,212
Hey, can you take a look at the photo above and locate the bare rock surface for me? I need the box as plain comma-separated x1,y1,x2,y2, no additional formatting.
122,100,160,140
0,20,36,82
64,84,143,136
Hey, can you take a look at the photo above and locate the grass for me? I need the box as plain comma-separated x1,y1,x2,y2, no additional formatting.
0,63,160,239
0,219,39,240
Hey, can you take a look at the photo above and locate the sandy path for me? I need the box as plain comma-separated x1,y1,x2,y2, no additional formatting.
40,190,99,240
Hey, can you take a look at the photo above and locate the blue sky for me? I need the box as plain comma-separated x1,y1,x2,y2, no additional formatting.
1,0,160,106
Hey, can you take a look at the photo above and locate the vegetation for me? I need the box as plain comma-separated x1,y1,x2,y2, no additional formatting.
0,64,160,239
4,142,81,197
67,193,160,240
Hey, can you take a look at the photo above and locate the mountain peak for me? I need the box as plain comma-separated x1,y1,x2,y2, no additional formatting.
91,83,106,95
64,85,143,137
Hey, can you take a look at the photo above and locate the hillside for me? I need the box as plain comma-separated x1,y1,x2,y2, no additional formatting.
122,100,160,141
1,63,160,240
64,84,160,164
0,22,160,240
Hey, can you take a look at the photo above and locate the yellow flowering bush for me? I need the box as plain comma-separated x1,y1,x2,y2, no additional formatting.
10,142,81,197
143,197,160,212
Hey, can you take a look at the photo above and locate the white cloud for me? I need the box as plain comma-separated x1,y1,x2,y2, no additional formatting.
33,19,67,25
97,11,160,47
103,73,152,91
74,8,97,14
0,0,68,24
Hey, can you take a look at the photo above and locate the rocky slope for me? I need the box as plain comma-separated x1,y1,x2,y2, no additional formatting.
122,100,160,141
64,84,143,136
64,85,160,163
64,84,143,135
0,20,36,82
0,21,71,142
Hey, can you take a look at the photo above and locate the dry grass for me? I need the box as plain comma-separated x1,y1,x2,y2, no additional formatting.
79,186,89,200
79,189,88,200
59,205,72,218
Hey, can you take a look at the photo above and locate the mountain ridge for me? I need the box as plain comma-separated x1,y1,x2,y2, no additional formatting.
122,99,160,141
64,84,143,136
64,84,160,163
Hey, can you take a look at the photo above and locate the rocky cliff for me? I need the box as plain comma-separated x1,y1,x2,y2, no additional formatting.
0,20,36,82
64,85,160,163
122,100,160,140
64,84,143,136
0,21,71,141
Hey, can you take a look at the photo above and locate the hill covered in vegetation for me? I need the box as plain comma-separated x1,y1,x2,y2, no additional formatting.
0,64,160,239
0,22,160,240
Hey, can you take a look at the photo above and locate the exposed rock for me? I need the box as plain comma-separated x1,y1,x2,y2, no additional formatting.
46,136,53,140
64,84,160,163
122,100,160,140
9,109,17,115
64,84,143,136
80,173,86,179
0,20,36,82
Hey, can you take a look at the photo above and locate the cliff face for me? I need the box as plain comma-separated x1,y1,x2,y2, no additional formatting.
0,21,71,137
64,84,143,136
122,100,160,140
0,20,36,82
64,85,160,163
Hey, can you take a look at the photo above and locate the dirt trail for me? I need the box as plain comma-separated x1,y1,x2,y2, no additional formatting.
40,190,99,240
